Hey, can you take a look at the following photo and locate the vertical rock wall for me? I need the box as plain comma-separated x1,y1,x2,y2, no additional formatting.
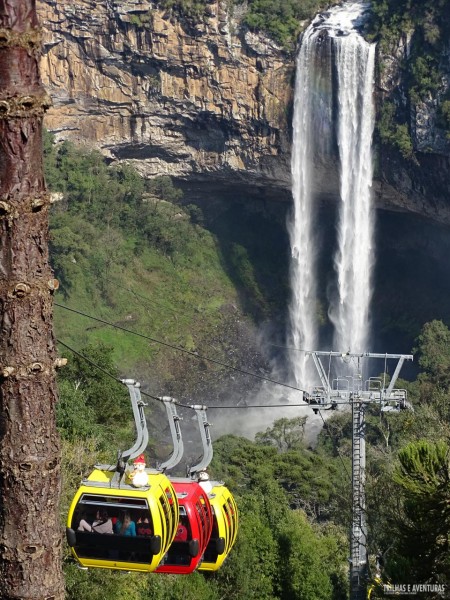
37,0,294,195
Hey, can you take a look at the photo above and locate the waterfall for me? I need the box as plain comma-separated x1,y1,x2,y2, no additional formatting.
288,29,332,388
330,36,376,355
288,1,375,387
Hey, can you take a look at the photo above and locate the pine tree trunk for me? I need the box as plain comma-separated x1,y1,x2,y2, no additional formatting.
0,1,65,598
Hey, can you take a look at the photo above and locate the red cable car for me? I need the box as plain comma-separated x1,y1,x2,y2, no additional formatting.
155,479,213,574
131,396,238,575
153,400,215,574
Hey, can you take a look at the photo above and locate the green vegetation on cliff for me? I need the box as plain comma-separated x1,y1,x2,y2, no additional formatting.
236,0,333,48
377,101,414,159
370,0,450,101
45,132,250,386
158,0,336,48
370,0,450,152
45,129,291,402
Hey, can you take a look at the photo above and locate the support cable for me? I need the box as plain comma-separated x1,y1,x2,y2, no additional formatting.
55,303,308,395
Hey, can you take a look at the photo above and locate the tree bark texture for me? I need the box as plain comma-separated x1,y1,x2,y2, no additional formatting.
0,1,64,599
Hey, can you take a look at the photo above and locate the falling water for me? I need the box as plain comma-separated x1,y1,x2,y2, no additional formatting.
288,1,375,387
330,35,376,355
288,29,332,388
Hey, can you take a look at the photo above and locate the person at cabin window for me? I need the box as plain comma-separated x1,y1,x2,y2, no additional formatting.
174,522,188,542
136,515,152,536
114,510,136,536
78,509,113,534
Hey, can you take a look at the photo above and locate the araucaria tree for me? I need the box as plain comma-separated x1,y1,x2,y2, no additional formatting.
0,1,64,598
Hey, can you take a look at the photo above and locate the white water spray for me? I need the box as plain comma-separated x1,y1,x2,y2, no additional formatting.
330,35,376,354
288,31,332,388
288,2,375,386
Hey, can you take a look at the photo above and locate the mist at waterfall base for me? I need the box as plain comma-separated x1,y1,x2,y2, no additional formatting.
188,205,450,445
208,382,323,448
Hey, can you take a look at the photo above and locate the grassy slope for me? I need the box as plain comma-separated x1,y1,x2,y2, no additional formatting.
52,212,241,384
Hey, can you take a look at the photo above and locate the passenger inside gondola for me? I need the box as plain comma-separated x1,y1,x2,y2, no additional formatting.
71,495,157,563
114,510,136,536
136,515,153,536
174,521,188,542
78,509,113,534
164,516,191,566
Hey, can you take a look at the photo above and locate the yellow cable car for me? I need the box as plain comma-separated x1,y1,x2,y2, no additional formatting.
178,404,239,573
66,469,178,572
199,483,238,572
65,380,179,572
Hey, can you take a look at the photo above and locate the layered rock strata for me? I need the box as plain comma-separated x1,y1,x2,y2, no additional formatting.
38,0,293,199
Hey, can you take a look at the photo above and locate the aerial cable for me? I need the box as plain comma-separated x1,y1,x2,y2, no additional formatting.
267,341,309,353
206,400,360,408
54,303,308,395
56,338,369,411
57,339,193,410
57,339,355,410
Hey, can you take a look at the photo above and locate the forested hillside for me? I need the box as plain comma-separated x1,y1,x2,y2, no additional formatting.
45,130,288,401
48,139,450,598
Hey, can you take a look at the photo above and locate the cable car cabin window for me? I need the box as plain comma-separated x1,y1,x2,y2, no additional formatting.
158,488,177,544
223,499,235,552
203,511,220,563
227,497,237,545
223,501,233,551
163,514,192,567
196,499,209,540
70,494,156,564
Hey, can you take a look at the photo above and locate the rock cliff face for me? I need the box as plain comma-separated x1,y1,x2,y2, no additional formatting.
38,0,293,201
377,33,450,224
37,1,450,221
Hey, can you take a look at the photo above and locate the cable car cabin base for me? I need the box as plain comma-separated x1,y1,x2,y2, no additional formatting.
70,531,162,572
66,468,178,572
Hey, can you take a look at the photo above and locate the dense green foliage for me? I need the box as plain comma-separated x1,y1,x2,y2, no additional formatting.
156,0,336,49
370,0,450,152
377,102,414,159
391,440,450,583
45,133,244,380
236,0,334,49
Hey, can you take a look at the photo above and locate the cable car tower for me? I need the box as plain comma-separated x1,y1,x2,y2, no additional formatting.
304,351,413,600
